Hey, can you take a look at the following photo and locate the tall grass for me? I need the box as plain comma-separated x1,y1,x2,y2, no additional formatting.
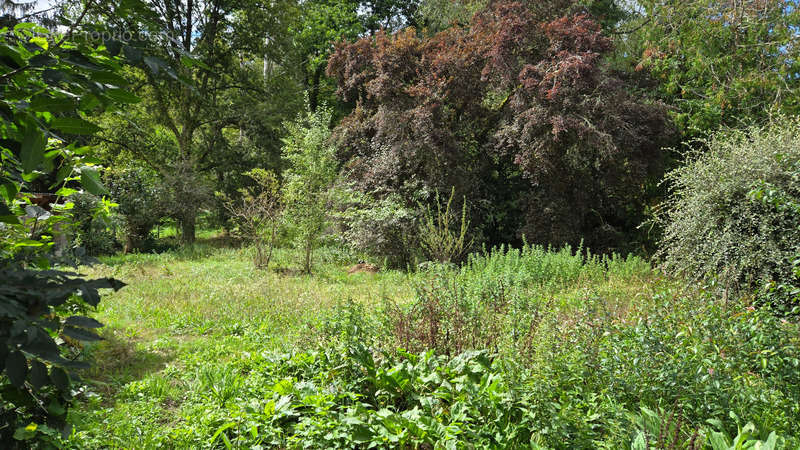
461,242,652,288
384,243,654,358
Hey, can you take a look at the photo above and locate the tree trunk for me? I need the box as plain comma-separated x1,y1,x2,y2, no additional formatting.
181,214,196,245
124,235,133,254
304,240,313,274
308,64,324,113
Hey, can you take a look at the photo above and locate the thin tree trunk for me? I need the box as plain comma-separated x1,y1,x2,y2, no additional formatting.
304,240,312,274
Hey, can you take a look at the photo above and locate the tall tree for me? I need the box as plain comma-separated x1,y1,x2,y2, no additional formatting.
91,0,297,242
328,1,673,251
289,0,420,114
622,0,800,136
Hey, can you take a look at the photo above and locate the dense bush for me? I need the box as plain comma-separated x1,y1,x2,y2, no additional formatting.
338,192,421,269
0,16,132,447
67,193,119,257
106,168,169,253
658,118,800,305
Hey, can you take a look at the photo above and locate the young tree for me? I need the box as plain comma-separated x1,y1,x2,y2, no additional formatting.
221,169,283,269
282,105,339,274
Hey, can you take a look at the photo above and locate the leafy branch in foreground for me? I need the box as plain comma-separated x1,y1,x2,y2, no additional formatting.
0,4,163,443
0,269,125,443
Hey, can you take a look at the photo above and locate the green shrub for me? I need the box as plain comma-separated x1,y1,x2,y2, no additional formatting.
106,168,168,253
67,193,118,256
282,105,340,274
657,118,800,302
339,192,421,269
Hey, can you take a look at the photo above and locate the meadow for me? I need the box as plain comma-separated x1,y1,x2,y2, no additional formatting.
3,1,799,448
59,235,800,449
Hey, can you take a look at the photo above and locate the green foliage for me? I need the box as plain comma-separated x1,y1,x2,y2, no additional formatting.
385,243,651,357
0,9,143,446
658,118,800,305
749,157,800,311
338,191,421,269
93,0,300,243
282,105,340,273
626,0,800,136
416,0,487,32
66,192,118,257
629,406,702,450
105,167,168,254
0,269,125,445
58,243,800,448
418,187,472,264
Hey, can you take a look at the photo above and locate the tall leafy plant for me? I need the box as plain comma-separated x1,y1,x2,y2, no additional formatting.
419,187,472,264
282,104,339,274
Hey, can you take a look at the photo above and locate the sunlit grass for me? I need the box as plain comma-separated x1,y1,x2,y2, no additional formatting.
65,238,667,448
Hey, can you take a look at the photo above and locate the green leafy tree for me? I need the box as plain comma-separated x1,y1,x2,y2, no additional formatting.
91,0,297,243
624,0,800,136
282,105,339,274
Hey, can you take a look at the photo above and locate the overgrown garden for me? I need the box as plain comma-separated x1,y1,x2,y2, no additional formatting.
1,0,799,448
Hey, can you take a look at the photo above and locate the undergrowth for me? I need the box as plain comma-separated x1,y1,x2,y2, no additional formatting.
61,243,800,449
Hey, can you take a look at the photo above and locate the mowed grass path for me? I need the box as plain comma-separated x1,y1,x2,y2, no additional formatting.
65,242,413,448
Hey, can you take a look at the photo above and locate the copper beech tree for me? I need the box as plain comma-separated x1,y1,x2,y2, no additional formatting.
327,1,674,251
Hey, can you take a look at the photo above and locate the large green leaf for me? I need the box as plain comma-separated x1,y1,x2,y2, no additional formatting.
20,127,46,173
80,167,108,196
51,117,101,135
64,316,104,329
0,199,19,224
62,326,103,342
29,95,76,112
88,70,129,87
104,88,140,104
50,367,69,392
5,351,28,388
28,360,49,390
0,182,18,203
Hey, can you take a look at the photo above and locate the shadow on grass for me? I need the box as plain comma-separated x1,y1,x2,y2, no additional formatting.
78,328,177,401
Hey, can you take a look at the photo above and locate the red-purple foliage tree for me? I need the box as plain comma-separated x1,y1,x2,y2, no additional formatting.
328,1,674,252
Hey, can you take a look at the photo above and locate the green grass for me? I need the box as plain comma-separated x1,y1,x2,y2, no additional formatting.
60,237,800,449
65,238,416,447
